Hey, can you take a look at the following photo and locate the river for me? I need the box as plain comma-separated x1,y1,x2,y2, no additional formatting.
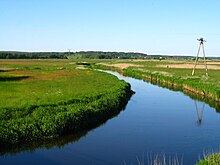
0,71,220,165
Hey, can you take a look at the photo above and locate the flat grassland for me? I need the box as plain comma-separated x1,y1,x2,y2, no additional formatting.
94,59,220,110
1,58,219,147
0,59,132,146
0,58,220,164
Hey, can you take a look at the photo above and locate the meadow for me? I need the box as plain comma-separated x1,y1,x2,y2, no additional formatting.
0,59,132,146
1,58,220,164
92,59,220,111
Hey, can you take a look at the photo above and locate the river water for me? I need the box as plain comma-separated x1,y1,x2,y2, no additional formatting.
1,71,220,165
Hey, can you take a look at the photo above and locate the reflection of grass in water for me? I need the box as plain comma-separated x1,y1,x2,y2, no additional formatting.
124,153,183,165
0,99,128,156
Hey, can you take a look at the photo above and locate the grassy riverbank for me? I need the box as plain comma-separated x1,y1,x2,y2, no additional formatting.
91,59,220,111
0,59,133,146
197,153,220,165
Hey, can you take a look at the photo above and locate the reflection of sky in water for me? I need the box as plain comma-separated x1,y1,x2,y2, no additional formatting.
1,71,220,165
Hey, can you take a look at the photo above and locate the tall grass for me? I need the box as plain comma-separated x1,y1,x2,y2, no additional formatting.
124,154,183,165
197,152,220,165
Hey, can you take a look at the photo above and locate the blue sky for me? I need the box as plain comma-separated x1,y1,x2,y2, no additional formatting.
0,0,220,56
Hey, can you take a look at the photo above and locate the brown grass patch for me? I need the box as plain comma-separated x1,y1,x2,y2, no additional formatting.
100,63,142,69
134,68,173,77
0,67,14,71
132,59,186,63
157,64,220,70
152,71,173,76
9,70,38,75
18,70,79,81
207,61,220,65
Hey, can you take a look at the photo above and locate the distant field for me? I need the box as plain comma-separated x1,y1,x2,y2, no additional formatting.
0,59,132,146
92,59,220,110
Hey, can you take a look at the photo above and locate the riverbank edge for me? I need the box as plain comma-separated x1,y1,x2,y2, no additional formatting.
92,65,220,111
196,153,220,165
0,78,134,147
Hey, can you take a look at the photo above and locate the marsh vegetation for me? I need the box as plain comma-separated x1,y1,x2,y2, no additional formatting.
0,59,132,146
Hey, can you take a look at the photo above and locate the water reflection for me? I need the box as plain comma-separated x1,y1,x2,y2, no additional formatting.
0,100,130,156
194,100,205,126
1,71,220,165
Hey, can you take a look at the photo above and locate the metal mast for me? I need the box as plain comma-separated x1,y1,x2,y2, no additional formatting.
192,38,208,76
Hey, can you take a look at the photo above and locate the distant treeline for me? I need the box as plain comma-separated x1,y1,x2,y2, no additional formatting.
0,51,68,59
68,51,148,59
0,51,148,59
0,51,219,60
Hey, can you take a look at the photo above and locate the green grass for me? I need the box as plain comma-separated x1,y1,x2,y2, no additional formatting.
0,59,133,146
197,153,220,165
91,59,220,111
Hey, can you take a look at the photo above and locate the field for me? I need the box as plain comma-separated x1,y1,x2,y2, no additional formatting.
1,58,220,149
92,59,220,110
1,58,220,165
0,59,132,146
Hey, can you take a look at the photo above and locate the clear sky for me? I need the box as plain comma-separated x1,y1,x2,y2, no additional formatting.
0,0,220,56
